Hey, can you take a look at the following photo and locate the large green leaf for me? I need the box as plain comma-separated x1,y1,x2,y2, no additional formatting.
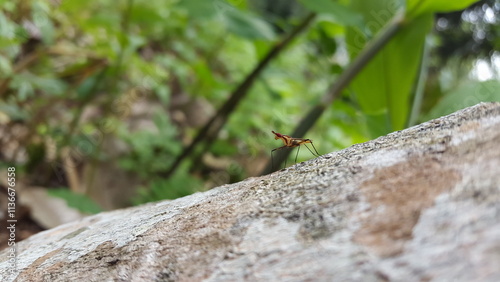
407,0,480,18
424,80,500,121
48,188,102,214
346,0,433,136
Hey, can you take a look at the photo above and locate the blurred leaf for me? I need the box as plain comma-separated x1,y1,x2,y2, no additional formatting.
133,172,201,204
129,3,164,24
76,76,98,100
118,111,182,177
153,111,180,143
72,133,98,157
407,0,481,18
26,143,45,172
176,0,221,19
48,188,102,214
11,75,34,100
0,1,15,11
253,40,271,60
32,77,68,96
154,85,171,105
211,139,238,156
192,59,218,90
329,100,370,145
424,80,500,120
32,0,55,44
178,0,275,40
0,103,29,121
365,111,391,138
299,0,364,27
0,10,16,39
330,63,343,74
317,25,337,56
222,8,276,41
0,54,12,75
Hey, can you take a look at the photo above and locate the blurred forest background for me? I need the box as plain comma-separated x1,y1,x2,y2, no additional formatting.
0,0,499,244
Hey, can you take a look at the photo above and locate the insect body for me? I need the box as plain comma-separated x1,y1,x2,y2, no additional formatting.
271,130,320,169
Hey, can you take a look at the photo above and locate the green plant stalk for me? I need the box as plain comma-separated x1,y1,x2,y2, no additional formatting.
262,10,408,175
407,35,430,127
161,12,317,179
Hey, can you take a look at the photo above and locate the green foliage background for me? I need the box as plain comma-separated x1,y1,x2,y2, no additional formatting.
0,0,498,212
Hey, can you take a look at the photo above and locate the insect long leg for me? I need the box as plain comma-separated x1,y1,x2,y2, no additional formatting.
294,145,300,164
304,142,321,157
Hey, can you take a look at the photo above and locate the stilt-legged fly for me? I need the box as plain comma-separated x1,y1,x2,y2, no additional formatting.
271,130,320,169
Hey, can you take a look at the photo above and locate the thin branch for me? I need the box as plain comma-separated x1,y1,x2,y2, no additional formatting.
407,36,430,127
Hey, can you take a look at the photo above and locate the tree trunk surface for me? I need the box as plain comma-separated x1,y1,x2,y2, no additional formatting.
1,102,500,282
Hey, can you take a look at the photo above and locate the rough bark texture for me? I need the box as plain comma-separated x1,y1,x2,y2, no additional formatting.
1,102,500,282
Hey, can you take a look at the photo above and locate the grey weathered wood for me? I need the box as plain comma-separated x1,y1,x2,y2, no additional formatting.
1,102,500,281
